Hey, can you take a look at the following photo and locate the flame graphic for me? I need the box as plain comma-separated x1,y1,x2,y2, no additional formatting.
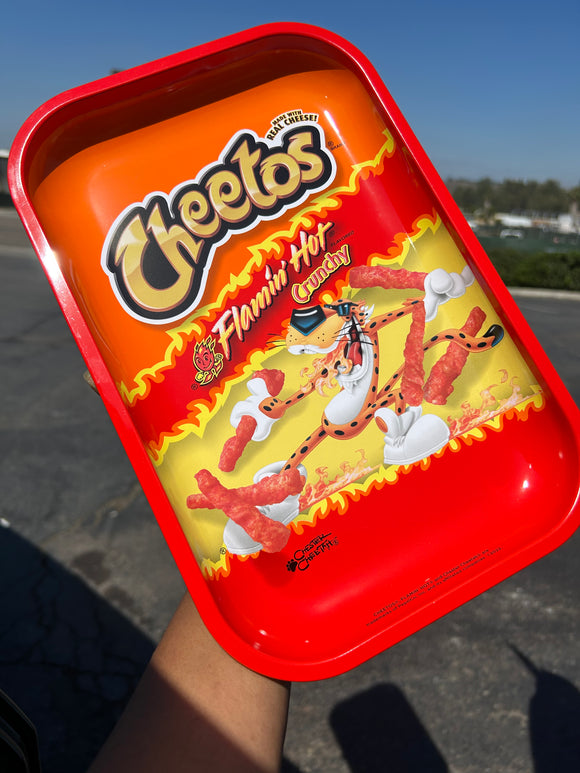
448,372,527,438
200,384,545,580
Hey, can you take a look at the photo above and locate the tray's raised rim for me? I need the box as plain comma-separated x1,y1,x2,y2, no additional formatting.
8,22,580,680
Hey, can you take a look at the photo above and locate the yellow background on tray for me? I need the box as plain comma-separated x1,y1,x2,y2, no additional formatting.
157,221,540,565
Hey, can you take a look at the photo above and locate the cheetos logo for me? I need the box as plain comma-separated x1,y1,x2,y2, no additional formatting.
101,124,336,324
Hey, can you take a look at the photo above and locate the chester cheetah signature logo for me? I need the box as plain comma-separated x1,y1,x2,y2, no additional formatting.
193,336,224,385
287,532,339,572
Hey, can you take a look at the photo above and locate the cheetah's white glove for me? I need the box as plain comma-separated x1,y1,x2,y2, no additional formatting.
229,377,279,442
424,266,475,322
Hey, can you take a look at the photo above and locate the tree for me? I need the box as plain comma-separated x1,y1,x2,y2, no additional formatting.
449,177,572,214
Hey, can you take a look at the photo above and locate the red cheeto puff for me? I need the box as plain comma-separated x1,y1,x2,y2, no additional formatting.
219,415,257,472
187,467,305,509
349,265,427,290
194,469,290,553
424,307,486,404
401,302,426,406
252,368,285,396
218,369,285,472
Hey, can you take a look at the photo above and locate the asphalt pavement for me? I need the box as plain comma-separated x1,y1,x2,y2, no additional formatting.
1,205,579,773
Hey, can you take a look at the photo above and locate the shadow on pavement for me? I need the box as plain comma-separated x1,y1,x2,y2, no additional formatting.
0,527,155,772
511,646,580,773
330,683,448,772
281,758,304,772
326,656,580,773
3,522,580,773
0,527,303,773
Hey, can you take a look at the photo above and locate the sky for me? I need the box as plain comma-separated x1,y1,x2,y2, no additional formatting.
1,0,578,186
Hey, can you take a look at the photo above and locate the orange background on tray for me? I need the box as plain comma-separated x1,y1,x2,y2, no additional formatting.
30,67,392,390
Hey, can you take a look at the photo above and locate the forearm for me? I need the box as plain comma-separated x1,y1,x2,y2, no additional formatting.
88,593,290,773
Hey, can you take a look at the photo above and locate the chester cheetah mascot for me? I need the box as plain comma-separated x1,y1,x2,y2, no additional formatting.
223,264,503,553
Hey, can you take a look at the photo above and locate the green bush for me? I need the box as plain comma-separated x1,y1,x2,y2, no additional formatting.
486,249,580,291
